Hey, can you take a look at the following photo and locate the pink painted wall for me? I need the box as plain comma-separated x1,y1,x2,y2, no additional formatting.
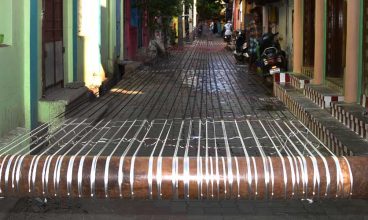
124,0,149,60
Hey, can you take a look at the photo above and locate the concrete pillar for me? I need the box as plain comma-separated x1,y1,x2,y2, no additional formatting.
262,6,269,33
293,0,303,73
78,0,105,89
193,0,197,28
313,0,325,84
344,0,360,103
242,0,247,30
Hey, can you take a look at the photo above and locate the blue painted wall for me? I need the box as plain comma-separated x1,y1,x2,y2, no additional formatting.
30,0,38,129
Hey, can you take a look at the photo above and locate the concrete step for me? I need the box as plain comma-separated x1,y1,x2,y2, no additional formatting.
290,73,312,89
274,82,368,156
304,84,344,109
39,84,90,124
274,72,312,89
331,102,368,140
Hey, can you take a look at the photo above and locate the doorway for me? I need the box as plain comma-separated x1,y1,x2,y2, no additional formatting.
363,0,368,97
326,0,347,83
42,0,64,94
303,0,315,68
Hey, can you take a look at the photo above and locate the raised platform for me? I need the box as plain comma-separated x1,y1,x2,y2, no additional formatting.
304,84,344,109
290,73,312,89
331,102,368,140
274,81,368,156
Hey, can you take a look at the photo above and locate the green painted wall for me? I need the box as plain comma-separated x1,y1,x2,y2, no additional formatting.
0,0,121,137
0,0,13,45
0,0,28,136
64,1,76,83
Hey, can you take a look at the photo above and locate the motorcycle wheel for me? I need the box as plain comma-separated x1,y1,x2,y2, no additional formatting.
234,55,244,62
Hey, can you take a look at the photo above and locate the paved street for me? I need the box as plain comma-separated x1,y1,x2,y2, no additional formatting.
2,197,368,219
2,0,368,218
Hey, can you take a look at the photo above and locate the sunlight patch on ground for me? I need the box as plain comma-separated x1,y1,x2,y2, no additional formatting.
111,88,144,95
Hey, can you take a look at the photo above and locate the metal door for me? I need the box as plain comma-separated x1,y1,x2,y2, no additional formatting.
42,0,64,94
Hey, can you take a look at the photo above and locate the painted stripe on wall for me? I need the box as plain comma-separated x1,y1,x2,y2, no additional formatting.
358,0,364,101
73,0,78,81
30,0,38,129
323,0,327,82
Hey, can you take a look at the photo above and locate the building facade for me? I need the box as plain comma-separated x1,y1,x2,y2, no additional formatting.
0,0,149,137
293,0,365,105
124,0,149,60
238,0,366,106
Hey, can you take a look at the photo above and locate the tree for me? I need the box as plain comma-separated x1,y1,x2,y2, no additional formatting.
196,0,224,21
137,0,193,35
136,0,194,50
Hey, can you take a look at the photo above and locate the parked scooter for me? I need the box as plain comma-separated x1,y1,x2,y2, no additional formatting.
257,32,287,76
260,47,286,75
233,31,249,63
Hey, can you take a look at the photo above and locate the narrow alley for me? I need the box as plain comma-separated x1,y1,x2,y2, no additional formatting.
0,38,367,220
68,39,292,121
1,0,368,219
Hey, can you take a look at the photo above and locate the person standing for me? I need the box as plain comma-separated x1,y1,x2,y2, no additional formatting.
213,21,218,34
248,28,259,70
224,20,232,43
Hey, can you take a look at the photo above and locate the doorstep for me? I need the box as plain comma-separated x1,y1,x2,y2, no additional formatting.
38,83,90,124
118,60,143,78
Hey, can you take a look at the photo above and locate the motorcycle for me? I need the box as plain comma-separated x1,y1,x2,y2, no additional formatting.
260,47,286,75
224,35,231,44
233,32,249,63
257,33,287,76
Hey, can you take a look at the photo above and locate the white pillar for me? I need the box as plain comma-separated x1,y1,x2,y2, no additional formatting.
193,0,197,28
313,0,325,84
293,0,303,73
344,0,361,103
79,0,105,89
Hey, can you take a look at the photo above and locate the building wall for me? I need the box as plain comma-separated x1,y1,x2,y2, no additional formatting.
281,0,294,71
0,0,123,136
271,0,294,71
233,0,240,30
0,1,27,136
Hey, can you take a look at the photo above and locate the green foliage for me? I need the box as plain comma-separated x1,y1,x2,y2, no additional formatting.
137,0,192,33
197,0,224,21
